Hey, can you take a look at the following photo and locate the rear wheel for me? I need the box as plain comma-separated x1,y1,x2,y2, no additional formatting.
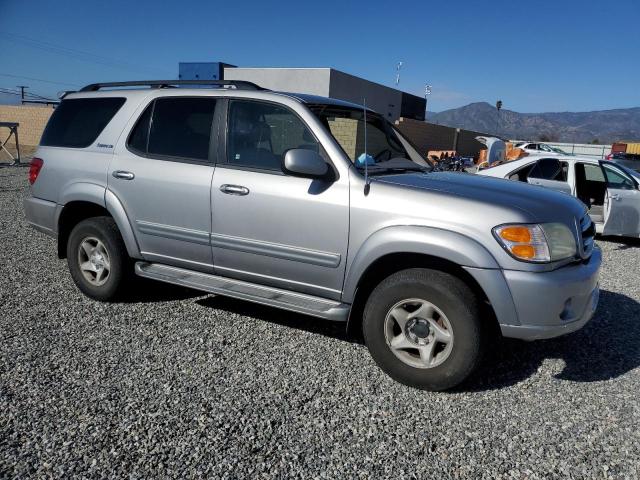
363,268,485,391
66,216,129,301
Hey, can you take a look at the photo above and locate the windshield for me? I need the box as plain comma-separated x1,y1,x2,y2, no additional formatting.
309,104,431,173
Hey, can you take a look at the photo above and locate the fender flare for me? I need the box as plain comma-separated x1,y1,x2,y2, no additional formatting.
342,225,500,303
104,189,141,258
54,183,141,258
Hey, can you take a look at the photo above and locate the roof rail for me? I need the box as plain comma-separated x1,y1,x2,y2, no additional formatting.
79,80,265,92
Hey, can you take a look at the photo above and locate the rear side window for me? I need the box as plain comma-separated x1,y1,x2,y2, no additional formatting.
529,158,568,182
151,98,216,160
127,103,152,153
127,97,217,161
41,97,125,148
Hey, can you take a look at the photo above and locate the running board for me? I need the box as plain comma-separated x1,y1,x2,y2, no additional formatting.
134,262,350,322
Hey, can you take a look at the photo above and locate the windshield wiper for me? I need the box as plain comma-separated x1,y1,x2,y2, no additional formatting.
357,158,431,175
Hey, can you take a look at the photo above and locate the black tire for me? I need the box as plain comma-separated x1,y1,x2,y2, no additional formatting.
66,216,130,301
363,268,485,391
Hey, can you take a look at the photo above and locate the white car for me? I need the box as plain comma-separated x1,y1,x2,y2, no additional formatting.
478,155,640,237
514,142,568,156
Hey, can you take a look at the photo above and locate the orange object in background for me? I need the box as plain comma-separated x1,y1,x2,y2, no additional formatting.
427,150,456,160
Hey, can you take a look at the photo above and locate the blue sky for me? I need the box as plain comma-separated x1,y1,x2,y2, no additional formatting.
1,0,639,113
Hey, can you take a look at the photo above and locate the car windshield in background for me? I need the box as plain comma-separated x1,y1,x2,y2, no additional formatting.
309,104,430,174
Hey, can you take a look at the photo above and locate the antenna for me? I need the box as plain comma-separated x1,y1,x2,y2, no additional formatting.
363,98,371,196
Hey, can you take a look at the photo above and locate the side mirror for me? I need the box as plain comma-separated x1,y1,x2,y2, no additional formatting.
282,149,329,179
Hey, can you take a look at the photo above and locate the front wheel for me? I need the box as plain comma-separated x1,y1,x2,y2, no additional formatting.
66,216,130,301
363,268,485,391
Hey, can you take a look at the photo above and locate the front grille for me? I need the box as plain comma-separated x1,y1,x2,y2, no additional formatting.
579,214,595,259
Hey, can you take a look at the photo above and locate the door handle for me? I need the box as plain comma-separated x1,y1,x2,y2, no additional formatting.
112,170,135,180
611,194,621,201
220,184,249,196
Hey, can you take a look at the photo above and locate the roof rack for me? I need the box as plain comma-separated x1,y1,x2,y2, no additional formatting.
78,80,265,92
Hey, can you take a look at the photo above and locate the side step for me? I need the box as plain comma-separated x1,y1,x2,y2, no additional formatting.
134,262,350,322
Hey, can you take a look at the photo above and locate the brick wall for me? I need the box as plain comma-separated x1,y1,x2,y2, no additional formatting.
0,105,54,146
395,117,487,159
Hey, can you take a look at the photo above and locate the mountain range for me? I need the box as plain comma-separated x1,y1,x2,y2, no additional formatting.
427,102,640,144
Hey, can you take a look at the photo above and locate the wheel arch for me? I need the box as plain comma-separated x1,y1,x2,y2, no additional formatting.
55,191,140,259
343,227,504,338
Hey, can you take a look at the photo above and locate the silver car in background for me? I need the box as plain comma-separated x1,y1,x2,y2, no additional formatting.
24,80,601,390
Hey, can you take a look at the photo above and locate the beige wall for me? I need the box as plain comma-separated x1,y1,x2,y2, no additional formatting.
395,117,487,159
0,105,54,146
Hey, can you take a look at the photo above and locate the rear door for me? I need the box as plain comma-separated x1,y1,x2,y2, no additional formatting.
601,162,640,236
526,157,572,194
109,95,220,271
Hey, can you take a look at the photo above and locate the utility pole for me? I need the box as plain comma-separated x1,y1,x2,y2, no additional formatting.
424,84,432,121
495,100,503,136
16,85,28,104
395,62,403,86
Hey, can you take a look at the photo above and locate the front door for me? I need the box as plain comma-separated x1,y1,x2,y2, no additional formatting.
601,162,640,236
210,99,349,300
109,95,219,271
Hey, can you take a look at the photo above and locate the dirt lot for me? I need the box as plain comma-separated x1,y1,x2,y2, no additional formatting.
1,165,639,479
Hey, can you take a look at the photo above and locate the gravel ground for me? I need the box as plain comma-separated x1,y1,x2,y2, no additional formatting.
1,165,639,479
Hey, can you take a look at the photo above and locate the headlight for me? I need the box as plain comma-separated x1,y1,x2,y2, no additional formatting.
493,223,577,263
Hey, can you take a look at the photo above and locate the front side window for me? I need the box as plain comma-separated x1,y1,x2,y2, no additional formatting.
227,100,319,171
41,97,125,148
603,164,635,190
128,97,217,161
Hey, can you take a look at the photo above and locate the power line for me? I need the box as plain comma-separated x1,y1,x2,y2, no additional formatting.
0,73,80,87
0,87,57,103
0,31,173,76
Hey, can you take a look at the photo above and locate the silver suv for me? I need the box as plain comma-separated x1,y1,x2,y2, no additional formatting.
24,80,601,390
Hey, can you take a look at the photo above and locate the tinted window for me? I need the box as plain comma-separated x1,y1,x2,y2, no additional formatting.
529,158,568,181
127,103,152,153
227,100,318,171
147,97,216,160
508,162,535,182
41,97,125,148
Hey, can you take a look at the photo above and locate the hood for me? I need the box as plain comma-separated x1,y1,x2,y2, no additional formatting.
373,171,587,223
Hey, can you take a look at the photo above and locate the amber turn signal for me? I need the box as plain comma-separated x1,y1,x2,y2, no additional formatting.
497,226,532,243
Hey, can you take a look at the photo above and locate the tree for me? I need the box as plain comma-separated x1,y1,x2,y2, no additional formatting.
591,138,600,144
538,133,559,142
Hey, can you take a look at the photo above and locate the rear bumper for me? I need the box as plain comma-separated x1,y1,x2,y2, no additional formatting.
500,247,601,340
24,195,57,237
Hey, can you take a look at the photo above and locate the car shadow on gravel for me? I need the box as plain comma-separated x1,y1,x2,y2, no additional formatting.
460,289,640,391
598,235,640,250
120,278,203,303
196,295,358,343
192,288,640,390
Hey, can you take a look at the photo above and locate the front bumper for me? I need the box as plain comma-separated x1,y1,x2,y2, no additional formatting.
500,247,601,340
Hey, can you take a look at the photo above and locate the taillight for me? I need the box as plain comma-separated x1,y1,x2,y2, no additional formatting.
29,157,44,185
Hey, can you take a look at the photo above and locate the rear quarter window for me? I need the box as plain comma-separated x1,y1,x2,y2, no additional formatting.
40,97,126,148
